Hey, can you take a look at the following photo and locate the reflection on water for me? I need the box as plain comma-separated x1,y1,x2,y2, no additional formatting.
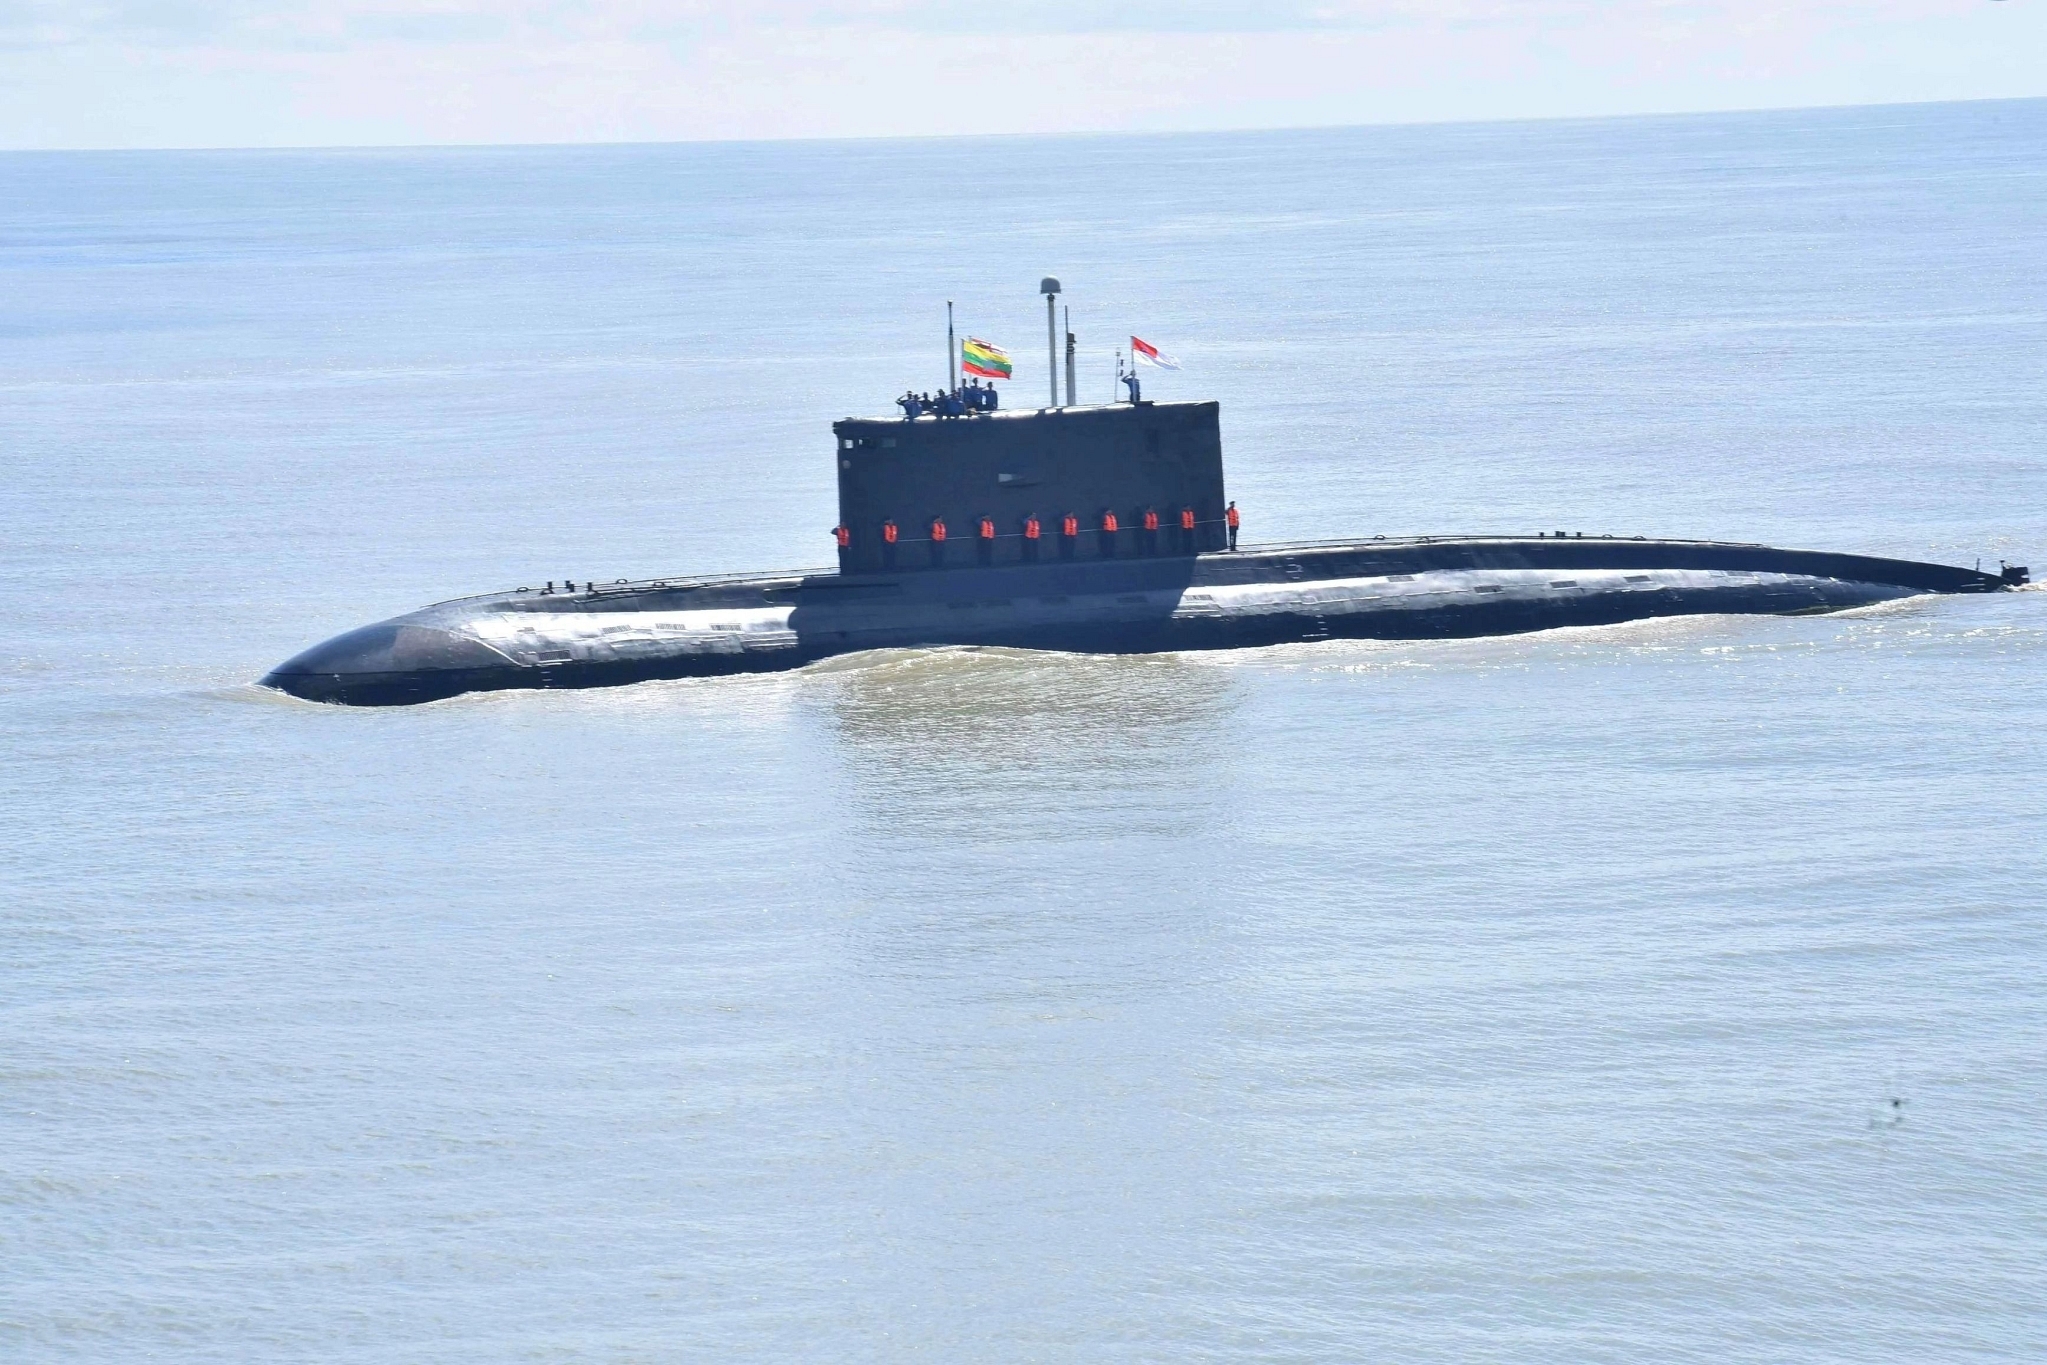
817,645,1240,816
804,646,1244,982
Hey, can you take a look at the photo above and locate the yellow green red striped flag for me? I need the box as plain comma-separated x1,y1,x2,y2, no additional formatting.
961,337,1011,379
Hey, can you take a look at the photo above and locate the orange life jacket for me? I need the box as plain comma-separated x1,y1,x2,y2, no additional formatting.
978,517,995,540
930,518,947,542
1062,514,1078,537
1143,509,1159,531
834,525,850,548
1226,505,1240,529
1102,511,1119,533
1024,516,1041,539
882,520,898,543
1180,508,1196,530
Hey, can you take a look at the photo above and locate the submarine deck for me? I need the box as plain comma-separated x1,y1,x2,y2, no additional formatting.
409,532,2013,612
260,534,2022,706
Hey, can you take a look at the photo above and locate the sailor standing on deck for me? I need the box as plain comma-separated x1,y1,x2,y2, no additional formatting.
1226,501,1240,551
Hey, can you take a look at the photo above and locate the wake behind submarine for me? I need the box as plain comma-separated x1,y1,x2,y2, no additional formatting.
264,284,2028,707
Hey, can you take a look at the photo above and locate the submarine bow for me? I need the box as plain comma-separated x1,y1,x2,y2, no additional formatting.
263,618,521,706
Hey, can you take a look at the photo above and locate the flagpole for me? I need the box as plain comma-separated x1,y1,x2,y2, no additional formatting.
947,301,956,392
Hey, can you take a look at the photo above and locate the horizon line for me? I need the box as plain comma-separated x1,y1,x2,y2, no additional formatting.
4,93,2040,158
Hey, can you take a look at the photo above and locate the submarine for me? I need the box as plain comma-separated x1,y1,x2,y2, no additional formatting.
264,295,2028,708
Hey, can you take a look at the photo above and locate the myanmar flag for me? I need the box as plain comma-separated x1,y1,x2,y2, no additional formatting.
961,337,1012,379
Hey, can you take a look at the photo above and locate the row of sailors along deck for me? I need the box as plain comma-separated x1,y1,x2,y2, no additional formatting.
832,503,1242,569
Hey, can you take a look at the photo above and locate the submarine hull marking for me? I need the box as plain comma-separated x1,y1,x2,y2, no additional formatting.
258,537,1984,706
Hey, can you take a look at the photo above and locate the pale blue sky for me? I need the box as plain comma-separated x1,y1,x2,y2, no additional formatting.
2,1,2042,149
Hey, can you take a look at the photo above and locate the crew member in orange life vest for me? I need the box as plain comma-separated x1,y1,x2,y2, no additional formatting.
977,515,996,564
1142,507,1159,555
833,523,851,570
1180,506,1197,554
929,516,947,567
1099,509,1119,558
881,517,899,568
1226,501,1241,551
1022,513,1042,562
1060,511,1079,560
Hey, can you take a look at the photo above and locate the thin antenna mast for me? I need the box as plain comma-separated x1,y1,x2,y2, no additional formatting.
1064,305,1077,407
947,301,957,391
1040,277,1061,408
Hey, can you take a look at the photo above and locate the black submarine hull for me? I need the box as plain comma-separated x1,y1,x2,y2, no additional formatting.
261,536,2019,707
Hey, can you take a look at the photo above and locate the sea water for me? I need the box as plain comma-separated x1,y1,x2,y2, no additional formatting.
2,100,2044,1361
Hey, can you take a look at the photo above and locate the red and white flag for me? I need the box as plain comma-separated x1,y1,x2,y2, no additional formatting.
1130,335,1180,370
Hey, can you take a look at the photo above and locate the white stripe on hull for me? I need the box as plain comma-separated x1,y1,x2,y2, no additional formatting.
458,567,1877,666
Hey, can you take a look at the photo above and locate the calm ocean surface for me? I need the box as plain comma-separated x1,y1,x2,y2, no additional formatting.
4,100,2045,1361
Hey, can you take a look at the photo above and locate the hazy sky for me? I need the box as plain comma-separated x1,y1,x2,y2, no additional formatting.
2,1,2042,149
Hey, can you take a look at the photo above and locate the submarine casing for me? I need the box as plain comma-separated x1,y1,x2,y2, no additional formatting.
261,534,2016,706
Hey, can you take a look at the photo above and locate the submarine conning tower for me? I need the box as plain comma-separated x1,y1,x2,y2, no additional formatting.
832,400,1228,573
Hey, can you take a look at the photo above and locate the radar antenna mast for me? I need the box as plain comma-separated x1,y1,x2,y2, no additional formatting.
1041,277,1061,408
